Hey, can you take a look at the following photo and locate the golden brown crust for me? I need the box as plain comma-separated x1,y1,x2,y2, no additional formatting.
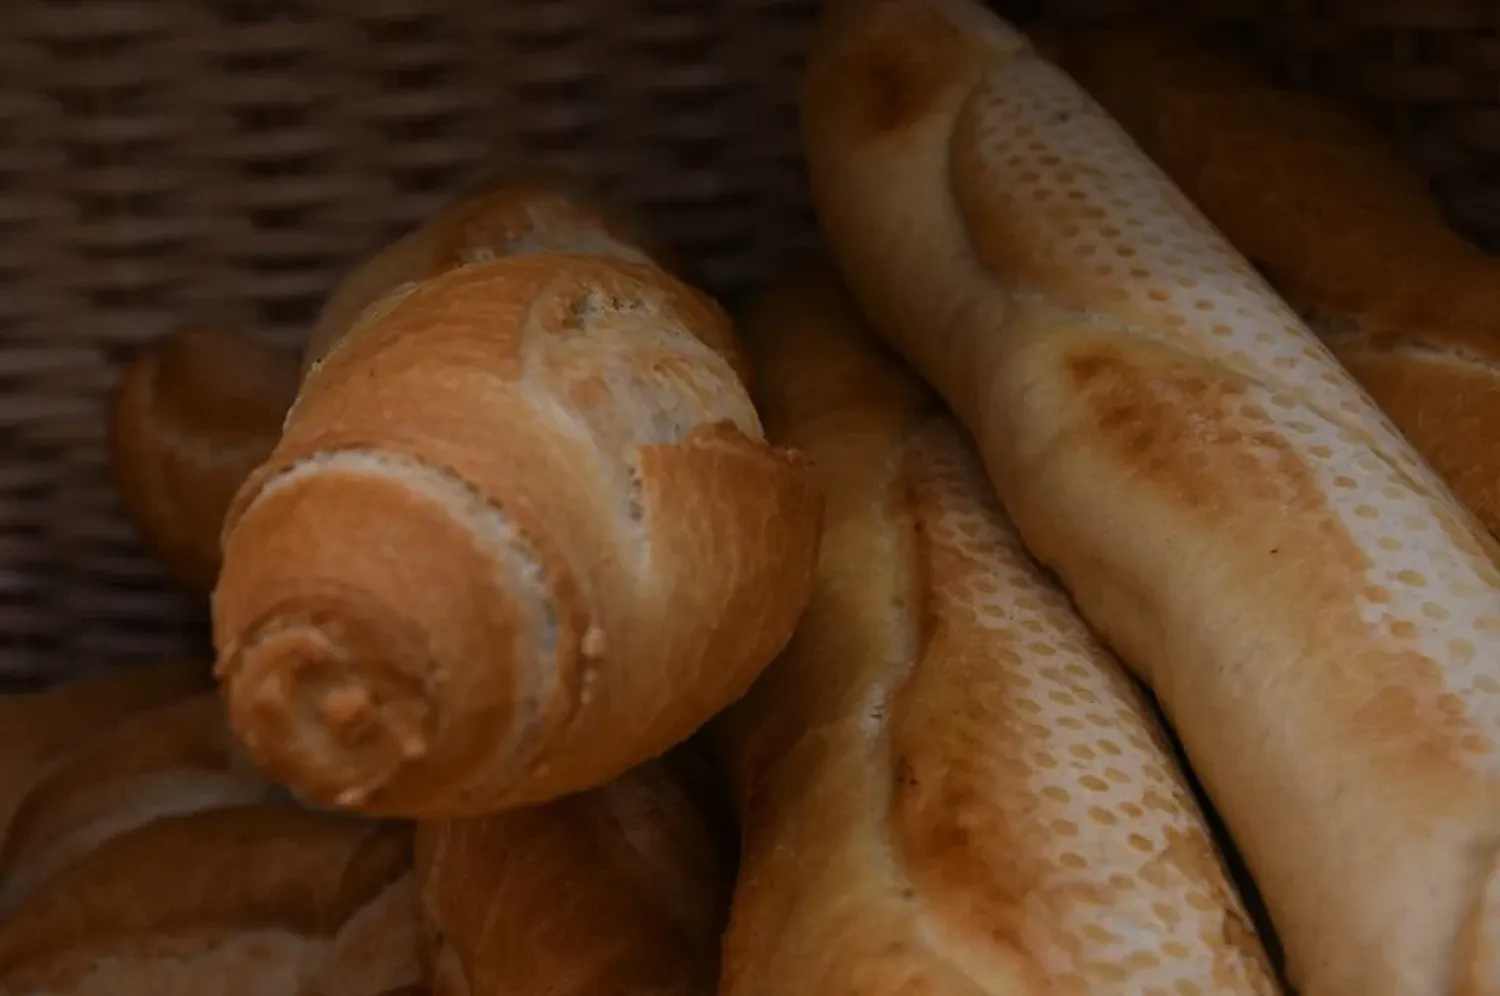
0,694,277,913
304,175,689,376
0,928,317,996
1053,26,1500,537
802,2,1500,993
414,754,728,996
0,662,211,839
0,805,412,986
109,325,300,595
720,263,1276,996
214,188,822,818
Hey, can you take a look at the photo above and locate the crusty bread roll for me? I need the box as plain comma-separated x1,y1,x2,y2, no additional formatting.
0,805,418,996
213,181,822,818
110,325,301,594
720,263,1277,996
1052,26,1500,538
0,693,280,914
801,2,1500,993
0,661,211,838
415,753,729,996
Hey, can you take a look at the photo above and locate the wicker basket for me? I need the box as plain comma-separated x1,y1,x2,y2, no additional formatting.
4,0,1499,684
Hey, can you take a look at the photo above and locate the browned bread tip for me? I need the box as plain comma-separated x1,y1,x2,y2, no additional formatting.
213,179,823,819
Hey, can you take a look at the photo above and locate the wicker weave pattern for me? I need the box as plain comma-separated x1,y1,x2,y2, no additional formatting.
0,0,820,680
2,0,1498,679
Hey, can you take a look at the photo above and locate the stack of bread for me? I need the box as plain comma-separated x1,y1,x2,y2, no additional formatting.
14,173,797,996
13,1,1500,994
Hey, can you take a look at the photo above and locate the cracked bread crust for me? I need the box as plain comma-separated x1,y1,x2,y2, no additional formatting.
214,186,822,819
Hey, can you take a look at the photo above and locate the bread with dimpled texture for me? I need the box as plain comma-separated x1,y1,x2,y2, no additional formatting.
720,263,1277,996
1052,26,1500,540
110,325,300,595
213,181,822,819
802,1,1500,993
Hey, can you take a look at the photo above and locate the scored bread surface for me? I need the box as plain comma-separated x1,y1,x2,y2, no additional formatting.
215,185,821,819
951,49,1500,725
893,423,1273,992
1052,27,1500,538
800,1,1500,992
723,269,1275,995
304,183,667,375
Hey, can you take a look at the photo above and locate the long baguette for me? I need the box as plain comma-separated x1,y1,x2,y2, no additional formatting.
110,325,300,594
1052,26,1500,538
801,1,1500,993
213,180,822,818
720,263,1277,996
415,752,729,996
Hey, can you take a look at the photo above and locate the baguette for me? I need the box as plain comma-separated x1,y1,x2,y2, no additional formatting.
415,753,729,996
720,264,1276,996
110,325,300,594
0,693,280,913
214,181,822,818
0,661,211,837
1052,26,1500,538
0,805,417,996
801,1,1500,993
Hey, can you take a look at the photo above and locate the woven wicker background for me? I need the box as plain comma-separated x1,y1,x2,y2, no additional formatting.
3,0,1499,682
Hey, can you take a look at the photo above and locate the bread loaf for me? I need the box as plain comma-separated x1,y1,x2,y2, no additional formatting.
720,263,1276,996
0,693,280,913
213,180,822,818
0,662,211,840
415,753,729,996
110,325,300,594
1052,26,1500,538
802,1,1500,993
0,806,418,996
